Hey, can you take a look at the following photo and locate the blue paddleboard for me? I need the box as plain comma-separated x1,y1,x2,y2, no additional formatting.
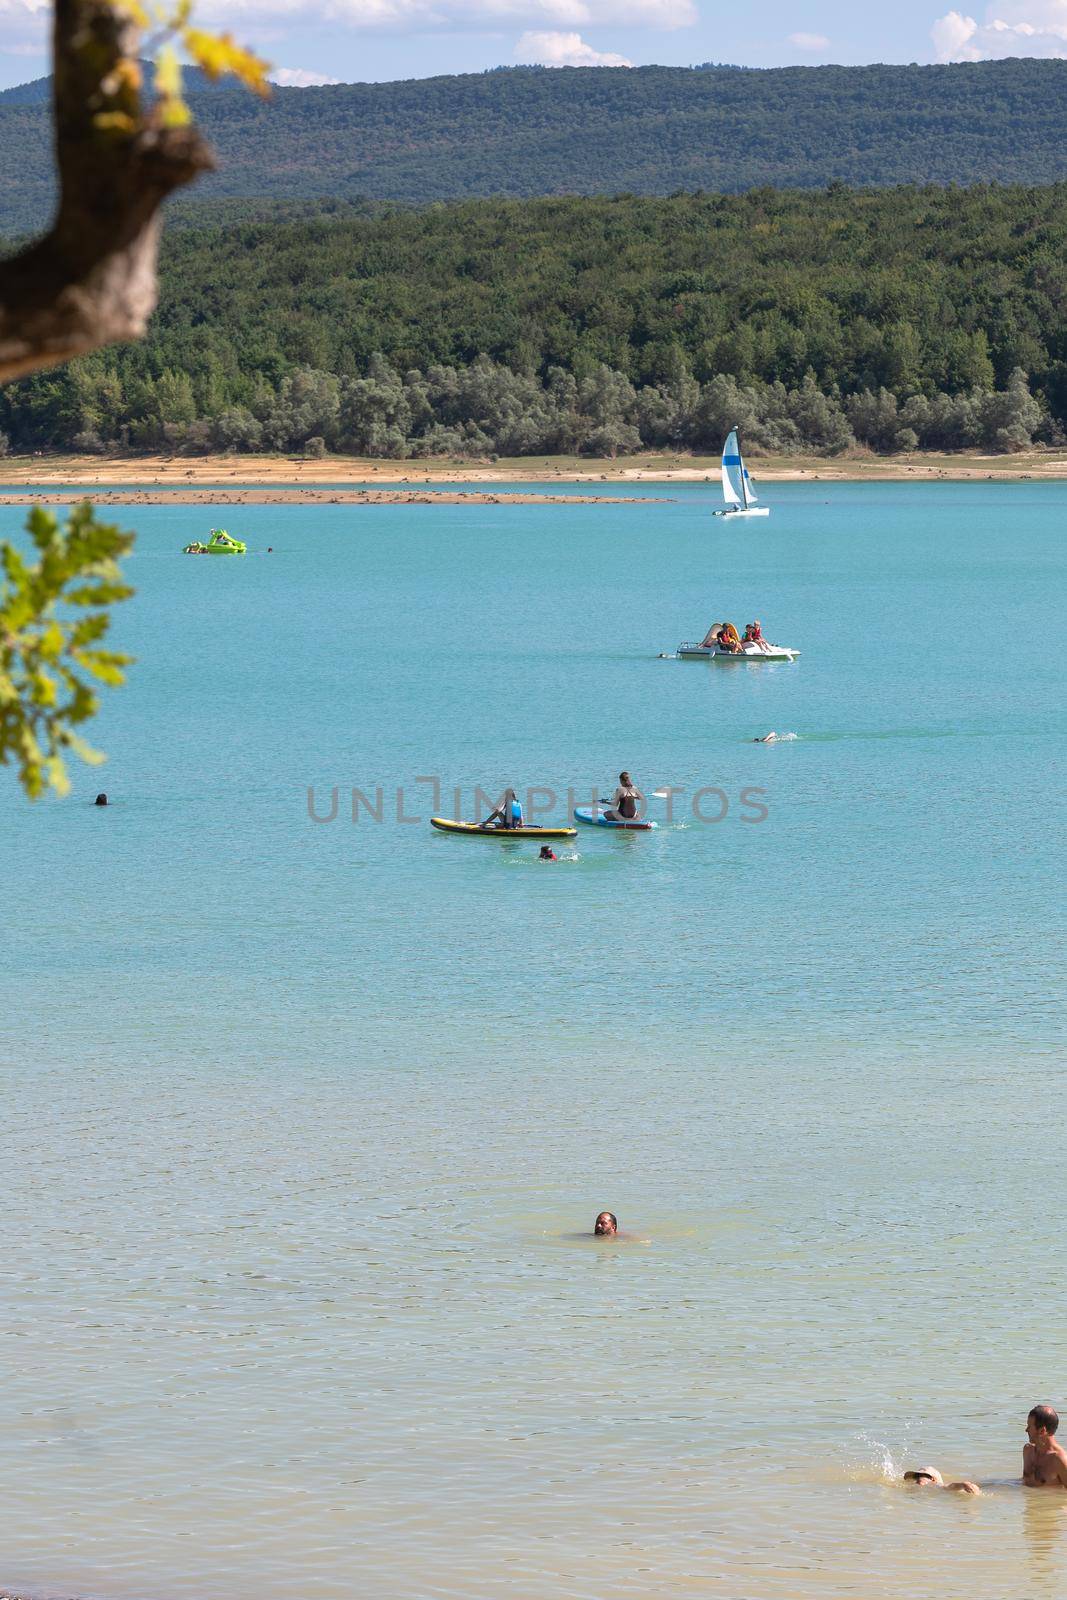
573,808,657,831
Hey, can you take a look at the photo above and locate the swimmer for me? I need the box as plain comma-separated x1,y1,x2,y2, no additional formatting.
903,1467,981,1494
753,732,780,743
94,792,108,806
594,1211,618,1236
1023,1406,1067,1487
539,845,557,861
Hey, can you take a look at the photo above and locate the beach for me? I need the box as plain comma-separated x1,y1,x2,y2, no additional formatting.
1,446,1066,493
0,488,649,506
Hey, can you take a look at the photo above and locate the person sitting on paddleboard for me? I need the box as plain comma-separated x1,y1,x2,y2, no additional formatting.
483,787,524,830
605,772,641,822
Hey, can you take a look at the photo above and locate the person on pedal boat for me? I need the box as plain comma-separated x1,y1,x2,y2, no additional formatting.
605,772,642,821
482,787,524,829
742,620,766,650
717,622,742,653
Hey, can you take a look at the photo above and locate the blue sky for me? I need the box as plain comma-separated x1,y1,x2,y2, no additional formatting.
0,0,1065,88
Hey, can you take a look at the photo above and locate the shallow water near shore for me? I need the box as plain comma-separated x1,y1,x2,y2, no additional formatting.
1,482,1065,1600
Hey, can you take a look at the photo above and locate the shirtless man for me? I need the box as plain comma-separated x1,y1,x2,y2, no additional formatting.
1023,1405,1067,1487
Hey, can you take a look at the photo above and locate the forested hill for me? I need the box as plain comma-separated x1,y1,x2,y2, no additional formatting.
3,187,1064,458
2,59,1067,234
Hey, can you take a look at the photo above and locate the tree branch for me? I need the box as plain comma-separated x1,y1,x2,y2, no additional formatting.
0,0,215,382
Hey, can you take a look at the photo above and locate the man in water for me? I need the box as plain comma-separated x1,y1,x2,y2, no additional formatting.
594,1211,618,1236
903,1468,980,1494
1023,1405,1067,1487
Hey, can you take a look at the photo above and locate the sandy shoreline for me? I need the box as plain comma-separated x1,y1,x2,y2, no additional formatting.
0,488,650,507
0,448,1065,488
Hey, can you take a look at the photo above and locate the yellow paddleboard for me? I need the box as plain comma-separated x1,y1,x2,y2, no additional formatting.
430,817,577,839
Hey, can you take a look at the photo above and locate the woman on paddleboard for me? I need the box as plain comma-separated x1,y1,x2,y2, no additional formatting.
605,772,642,822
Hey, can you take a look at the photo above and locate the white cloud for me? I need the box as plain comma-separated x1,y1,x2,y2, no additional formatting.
270,66,343,84
0,0,48,54
515,27,631,61
197,0,695,32
788,31,830,49
932,3,1067,59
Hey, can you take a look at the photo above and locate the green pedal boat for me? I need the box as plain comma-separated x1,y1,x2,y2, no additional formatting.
183,529,247,555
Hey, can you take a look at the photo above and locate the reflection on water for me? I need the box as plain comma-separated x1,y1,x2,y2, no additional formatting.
1023,1490,1067,1594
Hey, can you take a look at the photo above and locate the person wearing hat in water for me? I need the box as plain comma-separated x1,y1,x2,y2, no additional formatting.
903,1467,980,1495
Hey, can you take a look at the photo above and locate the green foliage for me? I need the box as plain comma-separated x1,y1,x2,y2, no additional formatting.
4,59,1067,233
1,186,1064,457
0,503,134,799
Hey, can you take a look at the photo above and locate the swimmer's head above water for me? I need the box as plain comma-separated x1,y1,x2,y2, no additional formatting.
1027,1404,1059,1443
594,1211,618,1236
904,1467,980,1494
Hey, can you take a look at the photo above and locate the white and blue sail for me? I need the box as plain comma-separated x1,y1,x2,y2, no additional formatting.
716,428,769,518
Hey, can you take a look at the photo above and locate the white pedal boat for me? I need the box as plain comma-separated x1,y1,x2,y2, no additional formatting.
677,640,799,661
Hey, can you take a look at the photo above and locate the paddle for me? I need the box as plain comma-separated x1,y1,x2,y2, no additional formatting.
593,791,673,820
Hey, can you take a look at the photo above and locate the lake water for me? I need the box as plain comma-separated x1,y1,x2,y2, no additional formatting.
1,482,1065,1600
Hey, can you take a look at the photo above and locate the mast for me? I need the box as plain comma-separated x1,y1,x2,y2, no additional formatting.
737,426,749,510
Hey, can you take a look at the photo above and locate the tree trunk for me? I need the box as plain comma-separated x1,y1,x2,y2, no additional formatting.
0,0,214,381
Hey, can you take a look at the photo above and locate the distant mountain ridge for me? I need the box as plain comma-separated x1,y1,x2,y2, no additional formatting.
0,61,225,104
1,59,1066,235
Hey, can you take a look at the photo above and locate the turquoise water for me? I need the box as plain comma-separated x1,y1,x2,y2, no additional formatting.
1,482,1065,1600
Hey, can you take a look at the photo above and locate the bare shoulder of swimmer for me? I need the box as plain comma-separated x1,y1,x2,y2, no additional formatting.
946,1480,981,1495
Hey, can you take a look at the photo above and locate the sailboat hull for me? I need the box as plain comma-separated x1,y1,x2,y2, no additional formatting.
713,507,770,518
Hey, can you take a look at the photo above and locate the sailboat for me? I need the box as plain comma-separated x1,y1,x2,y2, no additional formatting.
713,428,769,518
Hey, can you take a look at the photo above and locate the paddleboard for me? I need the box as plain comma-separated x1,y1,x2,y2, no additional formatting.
430,817,577,839
573,807,656,831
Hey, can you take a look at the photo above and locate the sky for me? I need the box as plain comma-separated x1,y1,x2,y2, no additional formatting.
0,0,1065,89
